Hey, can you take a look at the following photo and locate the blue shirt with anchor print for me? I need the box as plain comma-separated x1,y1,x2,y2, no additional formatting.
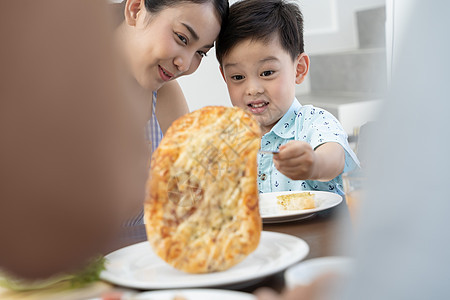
258,98,360,196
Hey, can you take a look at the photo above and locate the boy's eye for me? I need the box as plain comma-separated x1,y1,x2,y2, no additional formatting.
261,70,274,77
197,51,208,58
231,75,244,81
176,33,188,45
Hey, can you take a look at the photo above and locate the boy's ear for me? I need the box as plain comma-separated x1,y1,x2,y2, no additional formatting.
295,53,310,84
219,66,227,82
124,0,143,26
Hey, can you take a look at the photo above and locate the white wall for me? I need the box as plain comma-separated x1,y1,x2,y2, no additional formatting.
354,0,386,10
177,49,231,111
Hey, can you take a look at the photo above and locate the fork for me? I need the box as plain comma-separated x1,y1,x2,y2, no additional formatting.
258,150,279,155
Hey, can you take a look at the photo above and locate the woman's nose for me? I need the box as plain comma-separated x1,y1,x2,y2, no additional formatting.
173,53,192,73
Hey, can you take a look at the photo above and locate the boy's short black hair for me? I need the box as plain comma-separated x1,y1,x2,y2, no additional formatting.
216,0,304,65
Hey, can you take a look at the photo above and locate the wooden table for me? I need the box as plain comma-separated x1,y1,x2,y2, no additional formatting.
109,201,352,294
247,202,351,292
264,202,351,261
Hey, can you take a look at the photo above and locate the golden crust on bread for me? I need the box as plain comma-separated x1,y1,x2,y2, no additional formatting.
144,106,262,273
277,192,316,210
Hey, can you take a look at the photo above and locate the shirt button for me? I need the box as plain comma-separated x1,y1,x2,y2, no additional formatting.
260,173,267,181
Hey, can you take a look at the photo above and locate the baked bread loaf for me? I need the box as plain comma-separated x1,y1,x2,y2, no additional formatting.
277,192,316,210
144,106,262,273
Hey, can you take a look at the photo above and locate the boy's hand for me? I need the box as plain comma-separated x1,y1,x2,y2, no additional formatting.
273,141,317,180
273,141,345,182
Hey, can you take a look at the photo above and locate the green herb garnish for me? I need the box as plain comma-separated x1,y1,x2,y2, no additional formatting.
0,255,106,292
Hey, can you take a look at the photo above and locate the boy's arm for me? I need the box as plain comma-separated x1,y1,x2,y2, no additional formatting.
311,142,345,181
273,141,345,181
155,80,190,134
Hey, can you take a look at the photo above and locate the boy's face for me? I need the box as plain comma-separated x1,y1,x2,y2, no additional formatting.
220,36,309,134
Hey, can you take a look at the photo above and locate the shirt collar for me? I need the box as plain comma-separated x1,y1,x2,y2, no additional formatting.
269,98,302,139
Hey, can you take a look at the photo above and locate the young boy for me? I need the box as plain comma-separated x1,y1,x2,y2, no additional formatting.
216,0,359,195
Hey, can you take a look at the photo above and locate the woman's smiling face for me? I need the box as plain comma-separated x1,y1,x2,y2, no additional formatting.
127,1,221,91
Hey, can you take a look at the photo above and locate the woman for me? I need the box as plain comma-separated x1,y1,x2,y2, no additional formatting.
114,0,228,225
115,0,228,134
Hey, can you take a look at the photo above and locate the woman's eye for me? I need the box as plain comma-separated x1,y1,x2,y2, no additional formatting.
261,70,274,77
231,75,244,81
176,33,188,45
197,51,207,58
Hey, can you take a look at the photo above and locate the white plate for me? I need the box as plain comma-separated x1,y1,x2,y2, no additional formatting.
133,289,255,300
285,256,354,288
101,231,309,290
259,191,343,223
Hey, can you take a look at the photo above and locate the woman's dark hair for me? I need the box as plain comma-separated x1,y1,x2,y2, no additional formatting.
144,0,229,28
216,0,304,65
